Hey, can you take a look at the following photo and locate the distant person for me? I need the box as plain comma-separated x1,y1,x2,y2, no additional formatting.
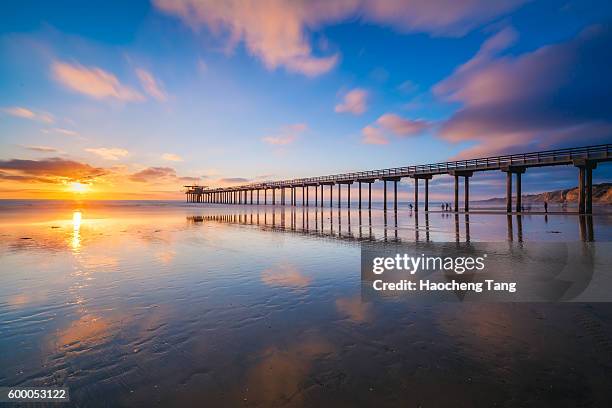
441,203,445,211
409,203,413,211
544,201,548,213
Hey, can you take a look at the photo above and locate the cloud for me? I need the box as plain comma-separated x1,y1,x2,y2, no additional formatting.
376,113,429,136
85,147,129,161
51,61,144,101
361,0,527,36
153,0,524,76
130,167,177,182
362,113,428,145
162,153,183,162
22,145,59,153
153,0,345,76
219,177,250,184
2,106,54,123
135,68,168,101
41,128,80,137
0,157,106,184
335,88,368,115
434,24,612,157
362,125,388,145
262,123,307,145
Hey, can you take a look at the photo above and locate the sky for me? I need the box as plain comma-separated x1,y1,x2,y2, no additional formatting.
1,0,611,200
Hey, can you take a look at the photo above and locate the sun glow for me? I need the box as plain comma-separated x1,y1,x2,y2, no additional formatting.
69,182,89,194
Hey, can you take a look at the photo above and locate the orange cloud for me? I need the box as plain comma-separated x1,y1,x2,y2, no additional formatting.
335,88,368,115
135,68,168,101
2,106,54,123
51,61,144,101
85,147,129,161
0,157,106,184
162,153,183,162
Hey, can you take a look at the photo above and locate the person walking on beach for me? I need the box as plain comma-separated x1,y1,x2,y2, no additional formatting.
544,201,548,213
409,203,413,211
441,203,444,211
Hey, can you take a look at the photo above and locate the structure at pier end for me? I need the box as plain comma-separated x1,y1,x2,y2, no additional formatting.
185,144,611,214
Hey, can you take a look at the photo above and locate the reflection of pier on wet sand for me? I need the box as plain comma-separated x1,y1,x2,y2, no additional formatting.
187,208,597,243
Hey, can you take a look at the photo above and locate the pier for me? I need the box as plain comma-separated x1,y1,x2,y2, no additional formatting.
185,144,610,214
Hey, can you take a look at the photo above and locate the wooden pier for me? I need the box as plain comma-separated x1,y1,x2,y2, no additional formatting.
185,144,611,214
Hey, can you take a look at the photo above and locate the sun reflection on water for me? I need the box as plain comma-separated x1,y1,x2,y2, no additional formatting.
71,211,82,251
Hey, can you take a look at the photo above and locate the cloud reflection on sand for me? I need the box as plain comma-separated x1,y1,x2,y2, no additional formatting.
261,262,311,290
244,336,335,406
336,295,373,323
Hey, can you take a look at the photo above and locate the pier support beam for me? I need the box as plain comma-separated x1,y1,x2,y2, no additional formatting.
573,159,598,214
320,184,324,208
414,178,418,211
394,180,397,212
501,166,526,213
506,171,512,213
449,171,474,213
383,180,387,211
348,183,351,208
425,178,429,211
382,177,401,211
306,186,309,206
272,188,276,205
516,172,521,213
358,182,362,209
454,175,459,212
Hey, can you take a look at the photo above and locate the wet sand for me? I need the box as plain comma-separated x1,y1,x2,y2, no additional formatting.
1,201,612,407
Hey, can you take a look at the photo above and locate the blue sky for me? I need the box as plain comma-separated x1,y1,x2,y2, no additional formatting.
0,0,611,199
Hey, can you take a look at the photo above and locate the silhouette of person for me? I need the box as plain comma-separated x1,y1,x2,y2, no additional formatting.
544,201,548,213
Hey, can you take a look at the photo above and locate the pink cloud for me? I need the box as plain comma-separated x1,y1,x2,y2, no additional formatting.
52,61,144,102
434,24,612,157
362,0,526,36
362,125,388,145
335,88,368,115
153,0,348,76
376,113,429,136
135,68,168,101
2,106,54,123
154,0,523,76
262,123,307,146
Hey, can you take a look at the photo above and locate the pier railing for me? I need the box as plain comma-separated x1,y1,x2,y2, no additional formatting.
187,143,609,214
204,144,610,191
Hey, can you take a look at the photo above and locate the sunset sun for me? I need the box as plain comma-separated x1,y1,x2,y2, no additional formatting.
69,182,89,194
